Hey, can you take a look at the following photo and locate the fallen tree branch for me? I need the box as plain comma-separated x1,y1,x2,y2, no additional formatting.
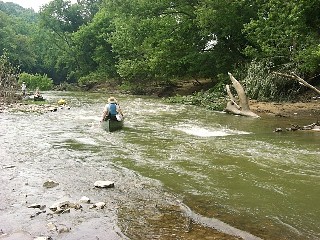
225,73,260,118
273,71,320,95
226,84,241,110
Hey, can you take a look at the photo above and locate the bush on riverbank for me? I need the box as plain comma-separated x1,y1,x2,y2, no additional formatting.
18,73,53,91
166,90,227,111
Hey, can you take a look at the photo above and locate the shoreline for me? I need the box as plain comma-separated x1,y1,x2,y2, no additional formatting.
249,100,320,119
1,97,319,117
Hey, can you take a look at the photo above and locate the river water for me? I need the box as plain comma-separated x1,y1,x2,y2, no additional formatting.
0,91,319,240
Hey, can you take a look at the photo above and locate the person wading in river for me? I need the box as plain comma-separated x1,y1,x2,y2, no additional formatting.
100,96,123,122
21,82,27,97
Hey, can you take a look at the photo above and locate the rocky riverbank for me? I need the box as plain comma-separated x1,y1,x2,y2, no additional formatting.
0,100,70,114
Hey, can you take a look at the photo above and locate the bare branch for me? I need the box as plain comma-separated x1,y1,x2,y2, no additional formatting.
273,71,320,95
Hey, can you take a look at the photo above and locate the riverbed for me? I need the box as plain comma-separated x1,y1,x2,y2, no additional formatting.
0,91,319,240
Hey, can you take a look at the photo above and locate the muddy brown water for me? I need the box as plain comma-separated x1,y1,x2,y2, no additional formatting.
0,91,319,240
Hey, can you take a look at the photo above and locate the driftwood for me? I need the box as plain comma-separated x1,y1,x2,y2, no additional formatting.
225,72,260,118
273,72,320,95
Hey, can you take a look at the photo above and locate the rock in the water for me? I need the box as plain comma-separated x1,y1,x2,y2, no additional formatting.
274,128,283,132
58,226,70,233
79,196,91,203
90,202,106,209
47,222,57,231
28,204,46,210
95,202,106,209
43,180,59,188
28,204,41,209
94,180,114,188
49,200,81,214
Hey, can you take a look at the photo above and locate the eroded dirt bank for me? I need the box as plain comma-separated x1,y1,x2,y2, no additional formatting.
249,100,320,118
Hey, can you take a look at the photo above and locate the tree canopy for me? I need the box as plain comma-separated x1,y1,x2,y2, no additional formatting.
0,0,319,99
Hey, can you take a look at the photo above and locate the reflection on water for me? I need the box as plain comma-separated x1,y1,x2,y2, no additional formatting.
1,91,319,240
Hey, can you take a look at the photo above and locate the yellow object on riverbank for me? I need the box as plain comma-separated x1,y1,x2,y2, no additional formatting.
58,99,66,105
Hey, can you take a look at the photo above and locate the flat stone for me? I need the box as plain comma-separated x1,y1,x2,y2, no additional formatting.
43,180,59,188
28,204,41,209
94,180,114,188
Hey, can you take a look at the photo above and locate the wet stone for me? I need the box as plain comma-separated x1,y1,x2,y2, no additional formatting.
94,180,114,188
28,204,46,210
58,226,70,233
34,237,52,240
49,200,82,214
80,196,91,203
43,180,59,188
90,202,106,209
47,222,57,231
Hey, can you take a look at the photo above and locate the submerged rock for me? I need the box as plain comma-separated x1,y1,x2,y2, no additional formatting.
43,180,59,188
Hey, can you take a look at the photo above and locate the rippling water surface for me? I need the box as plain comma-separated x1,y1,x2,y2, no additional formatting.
1,91,319,240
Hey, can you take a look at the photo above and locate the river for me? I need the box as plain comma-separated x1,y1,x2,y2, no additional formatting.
0,91,319,240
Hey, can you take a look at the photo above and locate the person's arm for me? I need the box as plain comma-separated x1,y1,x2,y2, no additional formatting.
100,105,109,122
117,105,123,115
100,111,107,122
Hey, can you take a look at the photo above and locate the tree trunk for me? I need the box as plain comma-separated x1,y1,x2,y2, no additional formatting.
225,73,260,118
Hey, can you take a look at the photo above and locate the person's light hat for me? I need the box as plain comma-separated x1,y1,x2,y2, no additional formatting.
108,97,116,103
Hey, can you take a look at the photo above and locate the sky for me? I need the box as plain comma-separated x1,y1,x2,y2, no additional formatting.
3,0,77,12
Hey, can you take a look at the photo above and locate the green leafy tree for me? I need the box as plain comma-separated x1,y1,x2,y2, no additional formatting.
105,0,210,85
39,0,101,81
71,7,117,79
244,0,320,75
0,6,38,73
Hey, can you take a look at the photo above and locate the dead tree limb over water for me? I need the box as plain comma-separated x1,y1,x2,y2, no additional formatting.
273,71,320,95
225,72,260,118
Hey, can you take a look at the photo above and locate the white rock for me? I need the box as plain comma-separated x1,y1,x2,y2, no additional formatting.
94,202,106,209
49,201,71,211
94,180,114,188
47,222,57,231
80,196,90,203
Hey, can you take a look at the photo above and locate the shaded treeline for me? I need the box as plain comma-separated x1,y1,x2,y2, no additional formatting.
0,0,319,99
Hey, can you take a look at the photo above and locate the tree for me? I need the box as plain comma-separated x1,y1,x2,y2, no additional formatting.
0,6,38,73
72,7,117,78
39,0,101,82
105,0,210,86
244,0,320,76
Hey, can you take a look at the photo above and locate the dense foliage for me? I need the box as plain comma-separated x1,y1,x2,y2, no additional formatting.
18,73,53,91
0,0,319,102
